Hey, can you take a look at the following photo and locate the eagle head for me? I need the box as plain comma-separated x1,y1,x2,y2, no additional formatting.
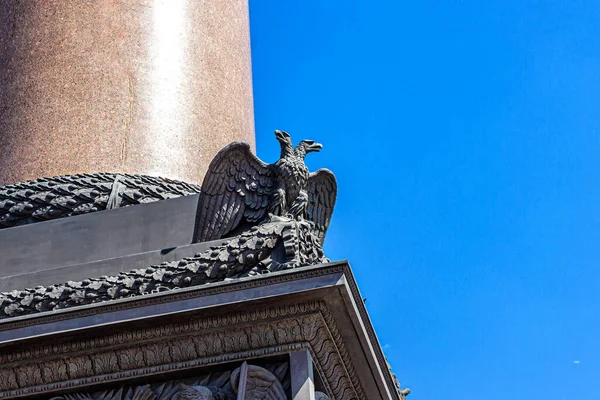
275,130,294,157
274,129,292,146
294,139,323,158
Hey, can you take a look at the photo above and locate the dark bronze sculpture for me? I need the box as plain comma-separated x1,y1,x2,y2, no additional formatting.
194,130,336,243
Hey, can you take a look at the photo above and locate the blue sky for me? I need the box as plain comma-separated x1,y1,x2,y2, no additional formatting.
249,1,600,399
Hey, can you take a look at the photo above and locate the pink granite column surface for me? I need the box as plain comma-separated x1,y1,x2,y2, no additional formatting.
0,0,255,185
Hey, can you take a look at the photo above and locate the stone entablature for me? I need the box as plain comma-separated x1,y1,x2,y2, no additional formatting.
0,135,409,399
0,263,404,399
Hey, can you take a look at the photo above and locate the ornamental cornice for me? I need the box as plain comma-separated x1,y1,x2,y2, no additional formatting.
0,300,366,400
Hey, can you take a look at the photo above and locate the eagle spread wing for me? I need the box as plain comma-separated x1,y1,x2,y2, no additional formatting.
194,142,274,243
231,362,286,400
306,168,337,244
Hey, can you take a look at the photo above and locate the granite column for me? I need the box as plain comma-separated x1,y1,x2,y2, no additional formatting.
0,0,255,185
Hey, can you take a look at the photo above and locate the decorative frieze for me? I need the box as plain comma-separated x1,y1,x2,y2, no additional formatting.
0,301,362,399
48,362,290,400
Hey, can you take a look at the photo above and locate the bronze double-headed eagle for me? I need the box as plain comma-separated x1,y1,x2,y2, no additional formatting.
194,130,336,243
